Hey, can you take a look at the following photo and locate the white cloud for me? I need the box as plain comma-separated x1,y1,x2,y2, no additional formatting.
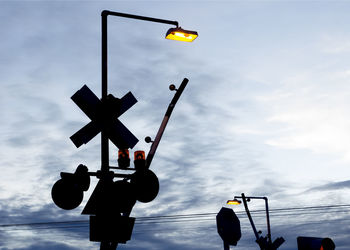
262,78,350,159
321,34,350,54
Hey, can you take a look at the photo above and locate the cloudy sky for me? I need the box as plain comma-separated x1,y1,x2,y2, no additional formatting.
1,0,350,249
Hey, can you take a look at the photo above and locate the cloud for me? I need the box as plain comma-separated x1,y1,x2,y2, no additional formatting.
320,34,350,54
15,242,79,250
306,180,350,192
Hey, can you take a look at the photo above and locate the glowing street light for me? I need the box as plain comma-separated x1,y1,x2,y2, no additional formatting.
226,198,242,205
165,27,198,42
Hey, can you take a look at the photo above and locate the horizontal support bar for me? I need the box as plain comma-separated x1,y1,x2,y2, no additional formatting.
102,10,178,27
235,196,267,200
88,171,132,179
109,166,136,171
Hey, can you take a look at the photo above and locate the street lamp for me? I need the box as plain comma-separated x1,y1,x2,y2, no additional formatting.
100,10,198,174
228,194,272,243
227,193,285,250
98,10,197,250
165,27,198,42
226,198,242,205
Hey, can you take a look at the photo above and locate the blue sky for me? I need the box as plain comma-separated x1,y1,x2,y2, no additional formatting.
1,1,350,249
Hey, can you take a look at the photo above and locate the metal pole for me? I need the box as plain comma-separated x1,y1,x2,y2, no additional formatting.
101,12,109,174
98,10,182,250
101,12,114,250
241,193,260,240
100,242,118,250
264,197,272,243
223,242,230,250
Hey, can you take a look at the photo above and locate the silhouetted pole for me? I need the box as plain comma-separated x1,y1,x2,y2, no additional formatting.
100,10,180,250
241,193,260,240
100,242,118,250
101,11,108,175
264,197,271,243
223,242,230,250
239,194,272,248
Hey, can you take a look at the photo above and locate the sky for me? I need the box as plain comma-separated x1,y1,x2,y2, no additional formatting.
1,0,350,249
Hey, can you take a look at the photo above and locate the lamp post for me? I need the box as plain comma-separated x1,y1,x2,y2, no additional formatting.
98,10,197,250
100,10,198,174
228,194,271,242
227,193,284,250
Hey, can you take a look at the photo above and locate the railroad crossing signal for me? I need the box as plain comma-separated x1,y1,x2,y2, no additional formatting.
70,85,139,149
52,78,189,250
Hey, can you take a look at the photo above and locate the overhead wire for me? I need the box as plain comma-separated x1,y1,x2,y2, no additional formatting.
0,204,349,232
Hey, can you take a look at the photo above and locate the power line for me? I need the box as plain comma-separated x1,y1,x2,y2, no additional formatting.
0,204,349,231
0,220,88,228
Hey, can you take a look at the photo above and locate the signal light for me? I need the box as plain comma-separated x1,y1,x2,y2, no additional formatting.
130,169,159,203
118,149,130,169
73,164,91,191
51,164,90,210
51,179,84,210
134,150,146,171
297,236,335,250
134,150,145,160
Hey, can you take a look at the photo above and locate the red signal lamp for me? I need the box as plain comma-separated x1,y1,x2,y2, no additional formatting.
118,149,130,168
134,150,146,171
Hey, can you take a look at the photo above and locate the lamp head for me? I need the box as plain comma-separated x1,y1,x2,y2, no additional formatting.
165,27,198,42
226,199,242,205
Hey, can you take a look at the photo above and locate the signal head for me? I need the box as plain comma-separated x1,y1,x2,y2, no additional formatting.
52,164,90,210
51,178,84,210
134,150,146,171
118,149,130,169
130,169,159,203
